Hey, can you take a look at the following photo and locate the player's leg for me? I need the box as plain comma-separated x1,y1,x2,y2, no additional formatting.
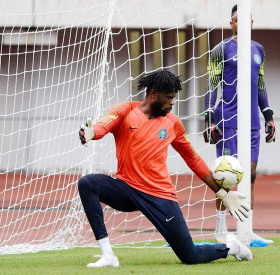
248,130,273,244
128,189,231,264
215,128,237,243
132,190,253,263
251,161,257,210
250,129,261,211
78,174,138,267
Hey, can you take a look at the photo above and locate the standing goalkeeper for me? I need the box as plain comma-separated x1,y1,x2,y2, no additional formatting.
78,70,252,268
204,4,276,244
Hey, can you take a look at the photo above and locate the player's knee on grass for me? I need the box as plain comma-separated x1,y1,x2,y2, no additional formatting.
172,236,228,264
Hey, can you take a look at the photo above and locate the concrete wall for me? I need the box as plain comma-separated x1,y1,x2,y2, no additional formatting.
1,0,280,29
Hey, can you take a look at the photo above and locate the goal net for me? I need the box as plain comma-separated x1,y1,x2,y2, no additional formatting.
0,0,241,254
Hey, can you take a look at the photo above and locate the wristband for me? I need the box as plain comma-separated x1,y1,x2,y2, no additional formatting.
216,188,227,199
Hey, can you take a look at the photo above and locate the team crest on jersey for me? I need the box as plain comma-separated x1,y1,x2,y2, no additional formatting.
254,54,261,64
158,128,168,140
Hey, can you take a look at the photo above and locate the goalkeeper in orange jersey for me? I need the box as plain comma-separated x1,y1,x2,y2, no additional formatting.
78,70,252,268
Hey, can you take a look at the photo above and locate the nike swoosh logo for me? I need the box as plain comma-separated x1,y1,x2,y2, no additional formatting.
166,216,174,222
233,56,238,61
129,126,138,130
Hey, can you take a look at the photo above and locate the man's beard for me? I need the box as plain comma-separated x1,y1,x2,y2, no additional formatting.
151,100,167,118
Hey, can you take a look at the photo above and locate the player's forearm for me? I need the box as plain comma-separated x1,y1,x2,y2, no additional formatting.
205,88,218,111
172,135,211,180
188,156,210,180
205,46,222,110
202,172,221,193
258,89,270,112
92,124,109,140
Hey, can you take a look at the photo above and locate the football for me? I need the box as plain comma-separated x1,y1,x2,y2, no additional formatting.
211,155,244,188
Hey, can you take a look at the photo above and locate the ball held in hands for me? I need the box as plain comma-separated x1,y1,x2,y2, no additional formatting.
211,155,243,189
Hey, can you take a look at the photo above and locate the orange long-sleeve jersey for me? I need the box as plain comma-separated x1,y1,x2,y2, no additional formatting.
93,101,210,202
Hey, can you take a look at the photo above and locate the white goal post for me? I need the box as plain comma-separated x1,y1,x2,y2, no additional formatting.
236,0,252,240
0,0,251,254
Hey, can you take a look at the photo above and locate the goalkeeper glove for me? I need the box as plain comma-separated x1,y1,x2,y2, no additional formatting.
203,111,223,144
262,108,276,143
216,188,250,222
79,118,95,145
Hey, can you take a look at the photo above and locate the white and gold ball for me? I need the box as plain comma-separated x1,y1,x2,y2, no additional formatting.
211,155,243,189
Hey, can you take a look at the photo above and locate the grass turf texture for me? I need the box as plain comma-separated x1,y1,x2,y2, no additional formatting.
1,238,280,275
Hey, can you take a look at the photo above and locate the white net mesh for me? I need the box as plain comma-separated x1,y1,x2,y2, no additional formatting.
0,0,237,254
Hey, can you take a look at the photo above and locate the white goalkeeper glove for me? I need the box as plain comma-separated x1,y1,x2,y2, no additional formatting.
79,118,95,145
216,188,250,222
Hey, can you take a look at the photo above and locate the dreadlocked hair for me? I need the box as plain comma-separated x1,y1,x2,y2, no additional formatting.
231,4,237,17
137,70,182,96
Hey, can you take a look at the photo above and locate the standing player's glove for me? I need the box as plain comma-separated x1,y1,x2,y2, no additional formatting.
262,109,276,143
79,118,95,145
216,188,250,222
203,111,223,144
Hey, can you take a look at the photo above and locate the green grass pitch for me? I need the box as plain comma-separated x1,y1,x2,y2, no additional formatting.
1,238,280,275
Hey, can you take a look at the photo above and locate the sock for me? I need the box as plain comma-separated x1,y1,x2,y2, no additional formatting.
244,210,253,234
216,210,227,232
226,241,238,256
98,237,114,256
